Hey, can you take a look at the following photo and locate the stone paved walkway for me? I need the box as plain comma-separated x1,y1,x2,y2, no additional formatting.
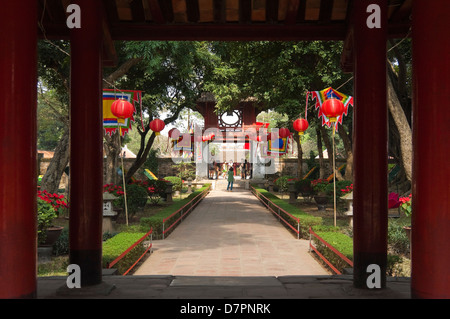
133,179,329,277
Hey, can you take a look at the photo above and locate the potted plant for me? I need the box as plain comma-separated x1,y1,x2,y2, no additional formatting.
311,179,329,211
37,190,68,247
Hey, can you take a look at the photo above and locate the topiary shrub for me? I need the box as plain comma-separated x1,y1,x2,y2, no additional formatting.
274,175,296,193
295,179,314,197
37,199,58,245
163,176,182,192
124,184,148,216
52,227,69,256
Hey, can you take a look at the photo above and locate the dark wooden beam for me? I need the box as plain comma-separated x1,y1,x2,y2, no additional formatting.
285,0,300,25
129,0,146,22
186,0,200,23
389,0,412,24
103,0,119,23
340,27,353,73
266,0,279,23
213,0,226,23
239,0,252,24
110,23,348,41
157,0,174,23
101,0,118,67
44,0,67,24
319,0,334,23
297,0,307,23
340,0,354,72
39,21,411,42
147,0,166,24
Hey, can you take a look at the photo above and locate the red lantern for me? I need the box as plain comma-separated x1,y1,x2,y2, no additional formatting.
279,128,290,138
293,118,309,136
111,99,134,119
321,98,345,123
150,118,165,136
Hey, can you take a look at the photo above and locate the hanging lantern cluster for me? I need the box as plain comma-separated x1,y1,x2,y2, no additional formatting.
150,118,165,135
111,99,134,119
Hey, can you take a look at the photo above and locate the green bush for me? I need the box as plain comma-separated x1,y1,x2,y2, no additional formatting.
295,179,314,197
102,232,149,274
52,227,69,256
140,184,211,239
388,219,410,255
124,183,148,216
164,176,183,192
274,176,296,193
37,199,58,245
252,186,322,238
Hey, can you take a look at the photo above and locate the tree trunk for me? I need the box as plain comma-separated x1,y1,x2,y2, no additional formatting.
316,128,325,179
103,133,121,185
40,129,70,193
387,74,412,182
125,130,155,183
337,125,353,181
292,133,303,179
319,124,344,181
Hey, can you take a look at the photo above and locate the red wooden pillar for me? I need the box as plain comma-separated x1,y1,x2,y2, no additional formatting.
0,1,38,298
352,0,388,289
69,0,104,287
411,0,450,299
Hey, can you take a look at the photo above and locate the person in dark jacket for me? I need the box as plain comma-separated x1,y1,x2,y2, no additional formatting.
227,167,234,191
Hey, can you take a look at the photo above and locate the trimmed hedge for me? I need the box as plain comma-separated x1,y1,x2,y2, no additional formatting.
164,176,183,192
313,229,353,274
102,232,148,274
251,185,322,238
140,184,211,239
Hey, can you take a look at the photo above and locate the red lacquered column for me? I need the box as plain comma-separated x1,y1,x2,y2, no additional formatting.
69,0,104,287
411,0,450,299
0,1,38,298
352,0,388,289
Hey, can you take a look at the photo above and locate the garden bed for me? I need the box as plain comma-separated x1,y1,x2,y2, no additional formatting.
259,185,411,277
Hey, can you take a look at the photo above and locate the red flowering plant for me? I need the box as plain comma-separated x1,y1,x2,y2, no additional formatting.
399,194,412,216
103,183,125,212
37,190,69,244
37,190,69,216
341,184,353,195
103,183,125,197
142,179,169,205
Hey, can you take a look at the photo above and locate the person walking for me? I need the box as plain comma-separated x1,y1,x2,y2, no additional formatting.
227,166,234,191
